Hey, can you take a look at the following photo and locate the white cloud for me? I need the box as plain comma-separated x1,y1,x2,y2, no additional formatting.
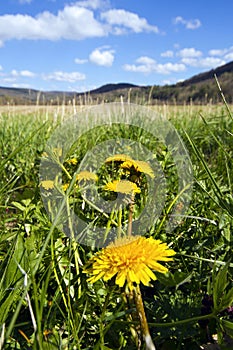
209,46,233,61
0,65,2,70
0,5,106,42
11,69,36,77
43,71,86,82
0,4,160,45
1,77,17,83
209,49,226,56
180,58,198,66
224,52,233,61
21,70,36,77
89,48,115,66
123,56,186,74
181,57,226,68
74,58,88,64
136,56,156,65
198,57,226,68
101,9,159,33
161,50,174,58
157,62,186,74
174,16,201,30
178,48,202,58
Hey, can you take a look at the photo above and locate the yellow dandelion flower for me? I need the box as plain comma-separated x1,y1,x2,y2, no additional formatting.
105,154,133,163
41,180,54,190
76,170,98,183
62,183,70,191
66,158,78,165
120,159,154,178
104,180,141,194
85,236,175,290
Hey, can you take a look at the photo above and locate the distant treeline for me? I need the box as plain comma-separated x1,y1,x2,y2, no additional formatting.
0,61,233,105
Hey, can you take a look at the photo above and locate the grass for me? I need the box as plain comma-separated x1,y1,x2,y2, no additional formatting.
0,99,233,350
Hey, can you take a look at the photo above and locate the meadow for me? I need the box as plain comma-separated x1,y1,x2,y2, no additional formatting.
0,98,233,350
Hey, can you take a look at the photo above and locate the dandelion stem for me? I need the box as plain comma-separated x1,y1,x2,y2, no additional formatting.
134,284,156,350
118,205,122,239
127,194,134,236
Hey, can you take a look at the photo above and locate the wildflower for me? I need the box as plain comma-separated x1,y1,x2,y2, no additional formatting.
76,170,98,183
62,183,70,191
66,158,78,165
85,236,175,290
104,180,141,195
105,154,133,163
41,180,54,190
120,160,154,178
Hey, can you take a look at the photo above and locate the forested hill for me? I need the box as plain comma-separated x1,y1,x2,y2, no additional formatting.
0,61,232,105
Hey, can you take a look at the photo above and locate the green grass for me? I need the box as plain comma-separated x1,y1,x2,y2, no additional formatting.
0,101,233,350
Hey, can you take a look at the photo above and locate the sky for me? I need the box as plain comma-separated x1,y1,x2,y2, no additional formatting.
0,0,233,92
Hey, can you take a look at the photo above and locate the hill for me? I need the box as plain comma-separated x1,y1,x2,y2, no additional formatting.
179,60,233,86
90,83,139,94
0,61,232,105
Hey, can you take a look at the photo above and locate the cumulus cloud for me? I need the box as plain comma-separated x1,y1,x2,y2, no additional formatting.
161,50,174,58
89,48,115,66
1,68,86,85
225,52,233,61
209,46,233,61
136,56,156,65
181,57,226,68
177,48,203,58
0,68,37,85
123,56,186,74
177,46,231,69
174,16,201,30
209,49,226,56
0,5,106,42
0,4,160,45
101,9,159,33
11,69,36,77
43,71,86,82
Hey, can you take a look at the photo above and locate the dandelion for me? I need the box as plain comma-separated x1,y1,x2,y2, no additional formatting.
121,159,154,178
41,180,54,190
105,154,133,163
84,235,173,350
85,235,175,291
104,179,141,195
76,170,98,183
62,183,70,191
66,158,78,165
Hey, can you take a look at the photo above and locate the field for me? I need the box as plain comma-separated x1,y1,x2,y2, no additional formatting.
0,100,233,350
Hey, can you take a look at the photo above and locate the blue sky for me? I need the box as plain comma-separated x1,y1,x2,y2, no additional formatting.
0,0,232,92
